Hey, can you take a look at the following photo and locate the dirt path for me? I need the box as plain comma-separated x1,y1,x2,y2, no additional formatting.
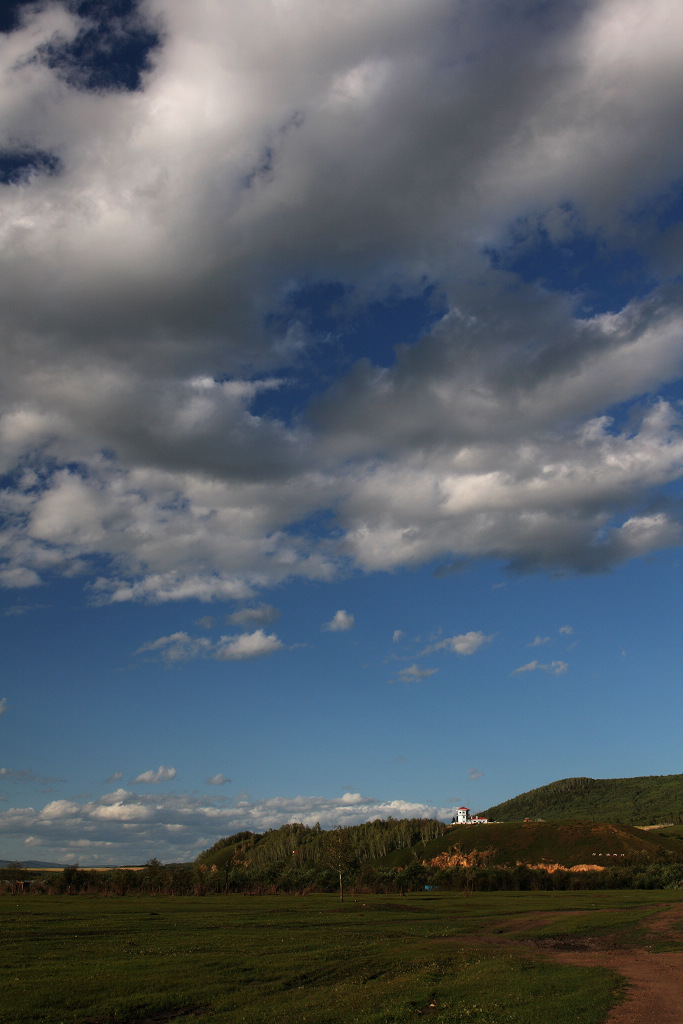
553,946,683,1023
465,903,683,1024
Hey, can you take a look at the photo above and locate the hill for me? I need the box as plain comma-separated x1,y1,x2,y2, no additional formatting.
188,774,683,893
196,819,447,876
0,859,64,869
481,773,683,825
195,815,683,892
382,820,683,870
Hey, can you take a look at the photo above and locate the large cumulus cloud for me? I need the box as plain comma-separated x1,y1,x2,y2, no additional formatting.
1,0,683,601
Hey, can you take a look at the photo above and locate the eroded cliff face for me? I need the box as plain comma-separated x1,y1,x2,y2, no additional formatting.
521,862,604,873
424,846,495,870
424,845,604,873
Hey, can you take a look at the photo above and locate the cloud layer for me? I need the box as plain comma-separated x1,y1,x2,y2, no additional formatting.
1,0,683,604
0,787,461,863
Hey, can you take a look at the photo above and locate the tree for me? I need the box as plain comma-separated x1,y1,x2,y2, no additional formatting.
61,863,82,894
321,826,355,902
144,858,165,894
0,861,25,882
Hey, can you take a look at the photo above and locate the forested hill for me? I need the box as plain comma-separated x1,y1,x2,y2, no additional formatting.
482,774,683,825
196,818,447,876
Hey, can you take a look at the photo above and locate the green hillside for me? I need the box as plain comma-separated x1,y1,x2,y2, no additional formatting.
482,773,683,825
396,820,683,869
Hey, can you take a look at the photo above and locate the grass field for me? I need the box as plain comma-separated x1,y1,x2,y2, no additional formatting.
2,891,681,1024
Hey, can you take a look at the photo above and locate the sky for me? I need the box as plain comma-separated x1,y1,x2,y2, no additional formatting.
1,0,682,865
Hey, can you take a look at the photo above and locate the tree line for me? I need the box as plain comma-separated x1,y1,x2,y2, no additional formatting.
3,858,683,896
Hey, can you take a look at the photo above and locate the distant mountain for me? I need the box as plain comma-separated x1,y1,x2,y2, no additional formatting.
481,773,683,825
0,859,64,869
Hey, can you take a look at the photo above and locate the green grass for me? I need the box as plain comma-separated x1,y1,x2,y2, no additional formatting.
512,906,656,948
658,825,683,841
2,891,679,1024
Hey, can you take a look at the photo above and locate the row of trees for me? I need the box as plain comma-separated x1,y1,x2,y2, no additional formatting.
0,859,200,896
3,858,683,896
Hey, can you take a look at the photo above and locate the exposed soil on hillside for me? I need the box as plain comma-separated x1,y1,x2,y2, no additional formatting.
462,902,683,1023
426,844,607,873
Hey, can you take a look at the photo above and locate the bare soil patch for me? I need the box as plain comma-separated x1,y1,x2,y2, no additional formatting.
464,903,683,1024
553,947,683,1024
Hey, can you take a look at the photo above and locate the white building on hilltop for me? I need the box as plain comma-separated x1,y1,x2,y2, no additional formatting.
453,806,489,824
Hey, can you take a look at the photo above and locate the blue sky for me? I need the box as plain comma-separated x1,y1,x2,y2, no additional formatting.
1,0,682,865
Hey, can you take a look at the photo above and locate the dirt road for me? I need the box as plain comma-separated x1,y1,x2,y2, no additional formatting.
554,945,683,1024
466,902,683,1024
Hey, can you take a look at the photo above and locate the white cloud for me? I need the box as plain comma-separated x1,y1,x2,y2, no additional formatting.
195,615,216,630
0,567,42,589
105,771,123,783
392,630,404,643
137,629,283,663
215,629,283,660
339,792,365,806
228,604,280,626
512,660,569,676
132,766,177,785
0,0,682,604
529,636,550,647
0,698,7,717
41,800,81,819
468,768,484,781
559,625,574,635
136,632,213,663
91,800,155,822
422,631,492,657
207,774,230,786
396,663,438,683
323,609,355,632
